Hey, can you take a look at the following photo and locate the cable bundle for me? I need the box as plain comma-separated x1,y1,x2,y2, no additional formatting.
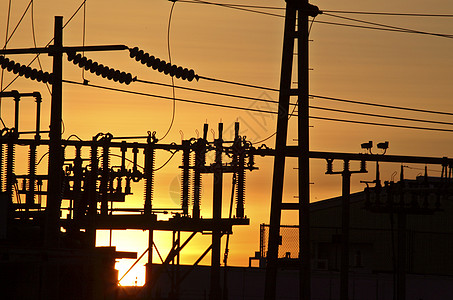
67,52,134,84
128,47,197,82
0,56,53,84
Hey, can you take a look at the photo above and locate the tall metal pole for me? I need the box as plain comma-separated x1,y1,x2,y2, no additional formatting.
340,161,351,300
45,15,63,248
42,16,63,300
298,1,311,300
264,1,297,298
397,212,406,300
144,140,155,298
210,123,223,300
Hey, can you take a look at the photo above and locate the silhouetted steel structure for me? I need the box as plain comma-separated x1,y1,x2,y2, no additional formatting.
2,11,453,300
264,1,320,300
0,16,257,300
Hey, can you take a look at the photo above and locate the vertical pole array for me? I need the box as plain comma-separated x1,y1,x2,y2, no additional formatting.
42,16,63,300
210,123,223,300
264,1,297,298
181,140,190,216
45,16,63,248
144,136,155,297
340,161,351,300
265,1,319,299
298,1,311,299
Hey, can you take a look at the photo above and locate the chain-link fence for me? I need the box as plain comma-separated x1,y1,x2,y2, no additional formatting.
260,224,300,259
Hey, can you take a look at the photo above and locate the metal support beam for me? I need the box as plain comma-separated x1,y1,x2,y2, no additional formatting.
45,15,63,248
264,2,297,298
42,15,63,300
397,212,407,300
0,44,128,55
210,123,223,300
298,1,311,299
340,162,351,300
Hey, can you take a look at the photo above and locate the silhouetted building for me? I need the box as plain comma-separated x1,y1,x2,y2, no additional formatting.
309,176,453,276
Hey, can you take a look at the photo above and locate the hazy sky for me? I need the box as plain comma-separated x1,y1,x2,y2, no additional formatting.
2,0,453,285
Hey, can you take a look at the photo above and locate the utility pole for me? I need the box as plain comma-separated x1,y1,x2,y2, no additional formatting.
264,2,320,300
0,17,128,248
0,16,130,299
326,159,367,300
45,16,63,248
210,123,223,300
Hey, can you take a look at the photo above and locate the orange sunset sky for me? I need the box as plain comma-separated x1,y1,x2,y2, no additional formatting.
1,0,453,285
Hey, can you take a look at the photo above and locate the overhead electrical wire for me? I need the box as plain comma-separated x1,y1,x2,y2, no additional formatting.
312,116,453,133
3,0,34,47
252,15,316,145
179,1,284,11
182,0,285,18
190,74,453,118
253,99,298,145
135,77,453,127
159,1,177,142
81,0,87,82
181,0,453,18
1,0,87,92
310,105,453,127
62,79,453,134
323,12,453,39
197,75,278,91
180,1,453,18
312,19,449,35
136,78,453,120
319,10,453,18
191,74,453,118
2,0,452,136
62,79,278,115
154,151,178,171
1,0,13,109
311,94,453,117
3,0,12,49
179,0,453,38
31,0,51,95
134,78,283,104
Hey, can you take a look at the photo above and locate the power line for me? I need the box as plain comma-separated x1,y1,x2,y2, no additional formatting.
180,1,285,11
197,75,278,91
182,0,453,18
134,78,283,104
62,79,278,115
323,12,453,39
182,0,285,18
311,94,453,117
1,0,13,110
159,1,177,142
0,0,87,93
62,79,453,134
81,0,87,82
198,75,453,117
136,77,453,119
310,105,453,127
253,99,298,145
179,0,453,38
312,19,426,35
322,10,453,18
154,151,178,171
193,75,453,118
4,0,34,47
311,115,453,133
31,0,51,96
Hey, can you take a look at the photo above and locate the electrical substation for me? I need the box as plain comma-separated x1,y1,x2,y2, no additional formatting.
1,1,453,300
